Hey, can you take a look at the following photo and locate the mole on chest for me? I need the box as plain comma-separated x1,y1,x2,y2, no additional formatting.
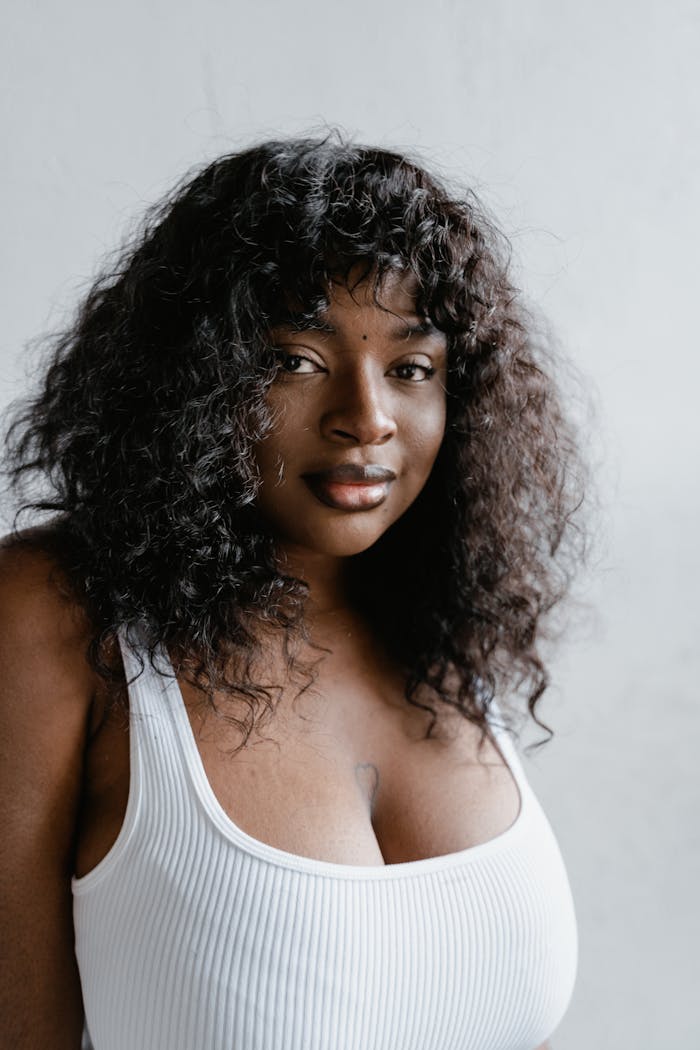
188,697,521,867
77,663,521,873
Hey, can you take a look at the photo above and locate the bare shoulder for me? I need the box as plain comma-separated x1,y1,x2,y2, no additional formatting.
0,521,101,730
0,522,97,672
0,519,84,609
0,525,103,1045
0,521,75,592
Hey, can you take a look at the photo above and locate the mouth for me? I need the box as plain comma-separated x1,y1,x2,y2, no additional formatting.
302,476,392,511
301,463,396,512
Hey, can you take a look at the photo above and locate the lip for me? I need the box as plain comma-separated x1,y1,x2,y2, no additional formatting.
303,463,397,484
302,464,396,511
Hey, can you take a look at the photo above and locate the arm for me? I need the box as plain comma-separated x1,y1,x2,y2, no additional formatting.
0,539,97,1049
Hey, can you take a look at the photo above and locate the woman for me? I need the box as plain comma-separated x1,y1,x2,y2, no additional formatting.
0,135,587,1050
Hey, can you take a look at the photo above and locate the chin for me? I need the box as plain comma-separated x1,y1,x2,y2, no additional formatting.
294,524,388,558
271,506,396,558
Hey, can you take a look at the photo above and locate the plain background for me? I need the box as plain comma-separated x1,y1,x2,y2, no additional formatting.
1,2,698,1046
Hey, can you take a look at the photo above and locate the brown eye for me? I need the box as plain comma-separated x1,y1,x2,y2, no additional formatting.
273,350,319,374
390,361,437,382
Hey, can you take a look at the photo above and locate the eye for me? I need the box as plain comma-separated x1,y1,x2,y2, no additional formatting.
272,349,322,375
390,360,437,382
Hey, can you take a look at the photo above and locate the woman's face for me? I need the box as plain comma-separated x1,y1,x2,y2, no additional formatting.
254,270,448,559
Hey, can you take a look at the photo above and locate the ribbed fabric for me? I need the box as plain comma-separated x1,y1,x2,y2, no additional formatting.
72,628,578,1050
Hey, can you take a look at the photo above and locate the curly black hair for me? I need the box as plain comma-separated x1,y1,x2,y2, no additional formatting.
2,132,589,751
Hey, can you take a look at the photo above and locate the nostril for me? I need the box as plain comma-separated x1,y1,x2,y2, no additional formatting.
330,427,394,445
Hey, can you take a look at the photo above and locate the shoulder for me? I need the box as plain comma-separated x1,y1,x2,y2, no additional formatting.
0,521,105,725
0,522,112,848
0,523,102,1043
0,522,90,646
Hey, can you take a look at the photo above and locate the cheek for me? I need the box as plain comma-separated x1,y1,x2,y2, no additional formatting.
253,396,303,477
404,404,446,476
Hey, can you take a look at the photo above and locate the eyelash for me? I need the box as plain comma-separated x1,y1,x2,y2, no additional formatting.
273,352,313,373
393,362,436,382
273,351,436,382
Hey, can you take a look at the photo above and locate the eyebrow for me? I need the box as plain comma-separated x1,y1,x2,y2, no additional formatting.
276,317,439,339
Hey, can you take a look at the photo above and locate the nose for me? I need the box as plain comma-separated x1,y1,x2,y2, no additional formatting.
319,363,397,446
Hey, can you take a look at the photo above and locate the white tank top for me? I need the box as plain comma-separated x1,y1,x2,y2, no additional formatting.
72,628,578,1050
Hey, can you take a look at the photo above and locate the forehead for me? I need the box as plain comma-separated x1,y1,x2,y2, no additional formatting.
329,267,421,313
274,266,424,333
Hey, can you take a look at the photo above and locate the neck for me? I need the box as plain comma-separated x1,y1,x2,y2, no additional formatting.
274,543,352,618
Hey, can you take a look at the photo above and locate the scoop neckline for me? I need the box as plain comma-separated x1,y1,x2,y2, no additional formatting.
159,644,531,880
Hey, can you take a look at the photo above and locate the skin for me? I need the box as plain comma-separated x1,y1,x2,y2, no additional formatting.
0,540,96,1048
0,547,554,1050
254,267,448,616
253,272,552,1050
0,271,553,1049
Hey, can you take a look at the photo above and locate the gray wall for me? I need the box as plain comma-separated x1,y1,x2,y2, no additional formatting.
2,2,698,1046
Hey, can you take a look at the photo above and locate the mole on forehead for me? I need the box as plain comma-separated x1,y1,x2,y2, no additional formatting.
274,317,437,339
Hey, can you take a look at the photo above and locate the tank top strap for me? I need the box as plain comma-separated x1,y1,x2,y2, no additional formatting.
118,624,177,716
117,624,193,802
485,697,533,807
72,628,192,896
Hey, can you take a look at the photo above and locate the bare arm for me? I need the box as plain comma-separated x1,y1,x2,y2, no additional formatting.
0,540,96,1049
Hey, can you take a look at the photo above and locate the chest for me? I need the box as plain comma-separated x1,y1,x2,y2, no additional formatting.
75,649,521,878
